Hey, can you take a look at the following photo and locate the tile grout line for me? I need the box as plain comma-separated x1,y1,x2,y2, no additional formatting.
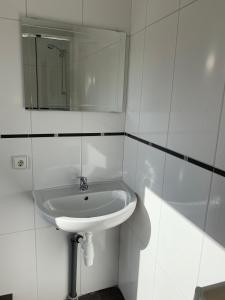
25,0,28,17
0,16,21,22
151,150,166,300
82,0,84,25
129,0,199,38
144,0,150,33
195,171,214,288
211,81,225,172
195,63,225,286
150,1,174,277
136,17,147,138
155,17,182,288
81,112,84,178
149,5,180,281
0,228,35,238
128,0,133,36
164,8,180,150
30,128,39,300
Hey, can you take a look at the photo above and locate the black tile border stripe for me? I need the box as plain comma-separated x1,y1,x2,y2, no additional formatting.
125,133,225,178
58,133,101,137
0,132,124,138
0,131,224,178
214,167,225,177
58,132,124,137
1,134,55,138
187,157,213,172
1,134,30,138
104,132,124,136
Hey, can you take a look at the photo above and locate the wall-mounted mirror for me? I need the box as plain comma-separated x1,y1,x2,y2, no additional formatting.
21,18,127,112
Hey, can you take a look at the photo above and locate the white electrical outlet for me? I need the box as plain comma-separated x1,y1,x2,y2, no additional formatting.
12,155,28,169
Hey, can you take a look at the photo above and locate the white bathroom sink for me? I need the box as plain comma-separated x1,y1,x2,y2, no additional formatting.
33,181,137,233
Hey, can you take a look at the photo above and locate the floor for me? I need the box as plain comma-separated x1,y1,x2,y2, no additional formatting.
79,287,125,300
0,295,12,300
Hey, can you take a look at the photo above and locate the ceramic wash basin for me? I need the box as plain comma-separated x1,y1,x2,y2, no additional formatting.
33,181,137,233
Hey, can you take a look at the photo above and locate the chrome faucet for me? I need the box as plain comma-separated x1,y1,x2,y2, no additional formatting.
78,176,88,191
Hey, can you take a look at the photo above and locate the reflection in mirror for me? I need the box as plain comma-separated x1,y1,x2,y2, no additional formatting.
21,18,127,112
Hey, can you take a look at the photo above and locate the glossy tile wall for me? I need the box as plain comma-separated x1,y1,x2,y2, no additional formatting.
0,1,130,299
120,0,225,299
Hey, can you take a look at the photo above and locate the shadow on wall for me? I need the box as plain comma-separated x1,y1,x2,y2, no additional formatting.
119,189,154,300
84,138,123,181
120,143,225,300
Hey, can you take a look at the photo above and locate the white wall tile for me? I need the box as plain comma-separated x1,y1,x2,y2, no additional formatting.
35,205,52,229
205,174,225,247
121,143,165,300
82,112,125,133
83,0,131,33
153,263,186,300
0,0,26,20
0,230,37,300
130,0,148,34
31,111,82,134
215,99,225,170
168,0,225,164
198,174,225,286
131,201,158,300
156,155,212,299
35,227,73,300
118,223,131,299
157,200,204,300
163,155,211,229
119,222,140,300
128,145,164,300
81,228,119,294
135,235,156,300
27,0,82,23
147,0,179,25
0,139,34,234
131,143,164,245
123,136,138,190
125,31,145,134
32,137,81,190
139,13,178,146
82,136,123,182
135,144,165,198
0,19,31,134
198,235,225,288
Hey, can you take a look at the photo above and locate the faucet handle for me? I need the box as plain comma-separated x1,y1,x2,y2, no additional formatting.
77,176,87,180
77,176,88,185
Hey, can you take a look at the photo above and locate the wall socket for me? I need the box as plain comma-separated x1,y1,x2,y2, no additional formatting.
12,155,28,169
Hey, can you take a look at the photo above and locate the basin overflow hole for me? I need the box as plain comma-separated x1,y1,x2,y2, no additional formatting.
84,196,89,201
